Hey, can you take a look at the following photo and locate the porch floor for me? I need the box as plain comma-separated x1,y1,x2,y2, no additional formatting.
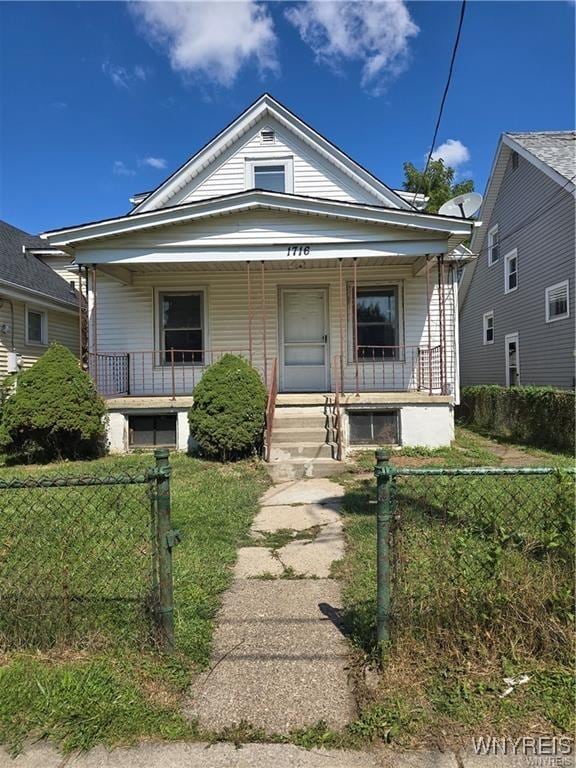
104,392,451,410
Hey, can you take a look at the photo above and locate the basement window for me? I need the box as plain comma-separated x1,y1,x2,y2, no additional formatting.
129,415,176,448
349,410,399,445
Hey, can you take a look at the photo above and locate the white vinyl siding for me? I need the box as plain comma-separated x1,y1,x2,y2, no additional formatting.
0,299,79,379
173,116,380,206
91,264,457,398
545,280,569,323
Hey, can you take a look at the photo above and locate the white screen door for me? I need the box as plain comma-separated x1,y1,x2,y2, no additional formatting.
281,289,328,391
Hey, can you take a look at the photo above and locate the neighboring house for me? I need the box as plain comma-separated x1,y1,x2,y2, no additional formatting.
460,131,575,390
0,220,81,379
42,94,475,469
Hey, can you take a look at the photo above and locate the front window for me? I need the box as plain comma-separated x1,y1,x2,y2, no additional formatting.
545,280,569,322
253,164,286,192
159,291,204,363
26,308,46,345
505,249,518,293
353,286,398,360
488,225,499,265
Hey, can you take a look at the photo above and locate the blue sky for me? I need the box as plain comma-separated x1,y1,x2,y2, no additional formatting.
0,1,574,234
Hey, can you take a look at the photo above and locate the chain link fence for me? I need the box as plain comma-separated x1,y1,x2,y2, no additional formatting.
0,450,178,651
374,458,575,658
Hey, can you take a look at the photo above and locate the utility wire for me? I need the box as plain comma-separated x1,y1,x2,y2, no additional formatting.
412,0,467,206
472,173,575,259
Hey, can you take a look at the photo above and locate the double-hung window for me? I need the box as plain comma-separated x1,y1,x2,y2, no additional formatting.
488,225,499,265
159,291,204,363
504,249,518,293
483,311,494,345
25,306,47,345
545,280,569,322
352,286,399,360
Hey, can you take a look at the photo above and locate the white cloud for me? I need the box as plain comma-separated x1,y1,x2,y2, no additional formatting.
141,156,168,169
113,160,136,177
285,0,418,92
129,1,278,87
102,60,149,89
431,139,471,168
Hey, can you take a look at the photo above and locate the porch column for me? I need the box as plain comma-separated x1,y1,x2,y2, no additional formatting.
436,255,446,395
338,258,345,394
425,255,433,395
91,265,98,389
353,258,359,396
77,267,83,366
260,260,268,385
246,261,253,363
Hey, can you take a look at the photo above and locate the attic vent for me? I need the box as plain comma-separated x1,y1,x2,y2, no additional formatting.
260,129,275,144
511,151,519,169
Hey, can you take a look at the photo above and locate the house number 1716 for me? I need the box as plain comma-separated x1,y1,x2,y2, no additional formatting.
286,244,311,257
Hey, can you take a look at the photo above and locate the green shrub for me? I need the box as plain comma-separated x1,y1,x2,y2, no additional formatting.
459,385,575,453
0,343,107,462
188,354,267,461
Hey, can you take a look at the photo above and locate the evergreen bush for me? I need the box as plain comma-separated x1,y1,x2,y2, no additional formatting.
0,343,107,462
459,385,575,453
188,354,267,461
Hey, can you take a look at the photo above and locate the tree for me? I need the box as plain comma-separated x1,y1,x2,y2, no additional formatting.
402,159,474,214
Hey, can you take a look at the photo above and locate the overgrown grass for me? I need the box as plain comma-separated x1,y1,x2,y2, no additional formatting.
0,453,269,754
336,465,576,746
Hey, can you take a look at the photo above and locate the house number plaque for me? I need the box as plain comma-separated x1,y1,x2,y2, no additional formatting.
286,244,311,257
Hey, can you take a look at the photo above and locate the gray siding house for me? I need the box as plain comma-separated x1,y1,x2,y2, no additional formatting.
460,132,575,389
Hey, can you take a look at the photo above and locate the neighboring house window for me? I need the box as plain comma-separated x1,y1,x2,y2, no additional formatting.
246,158,294,193
504,249,518,293
483,311,494,345
488,225,499,265
511,151,519,170
545,280,570,323
25,307,47,345
351,286,399,360
505,333,520,387
159,291,204,363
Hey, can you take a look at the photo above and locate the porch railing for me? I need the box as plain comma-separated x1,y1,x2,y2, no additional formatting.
264,358,278,462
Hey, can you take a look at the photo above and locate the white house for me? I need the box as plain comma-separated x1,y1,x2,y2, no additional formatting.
42,94,476,475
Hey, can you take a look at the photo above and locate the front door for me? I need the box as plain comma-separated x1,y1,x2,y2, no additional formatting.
281,288,328,392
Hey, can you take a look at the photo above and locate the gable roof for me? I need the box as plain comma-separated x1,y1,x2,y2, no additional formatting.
459,131,575,306
130,93,413,215
0,220,79,308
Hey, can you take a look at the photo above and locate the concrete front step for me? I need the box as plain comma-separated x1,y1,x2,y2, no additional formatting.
270,442,334,460
266,458,343,482
273,414,329,430
273,427,332,444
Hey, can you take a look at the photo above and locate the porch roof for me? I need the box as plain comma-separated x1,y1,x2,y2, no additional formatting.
42,189,477,253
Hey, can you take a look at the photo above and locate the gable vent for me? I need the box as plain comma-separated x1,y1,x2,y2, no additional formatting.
260,129,275,144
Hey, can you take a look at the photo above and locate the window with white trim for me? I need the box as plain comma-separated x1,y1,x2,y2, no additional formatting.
25,307,47,345
504,249,518,293
158,291,205,363
483,311,494,345
505,333,520,387
488,225,500,265
545,280,569,323
246,158,294,193
349,285,401,360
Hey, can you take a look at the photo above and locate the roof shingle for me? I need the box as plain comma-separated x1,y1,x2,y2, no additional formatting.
506,131,576,182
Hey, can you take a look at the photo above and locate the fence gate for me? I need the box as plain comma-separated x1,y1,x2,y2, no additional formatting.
0,449,179,651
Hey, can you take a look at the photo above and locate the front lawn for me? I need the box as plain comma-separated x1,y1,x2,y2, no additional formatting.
0,453,269,754
336,442,575,747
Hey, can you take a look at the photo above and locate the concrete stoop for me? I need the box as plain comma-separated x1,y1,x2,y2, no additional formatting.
267,404,342,481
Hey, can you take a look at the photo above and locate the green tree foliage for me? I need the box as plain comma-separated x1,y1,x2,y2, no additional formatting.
0,343,107,462
403,159,474,213
188,354,267,461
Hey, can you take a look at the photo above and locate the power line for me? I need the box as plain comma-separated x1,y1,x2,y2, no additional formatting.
472,173,576,259
412,0,467,206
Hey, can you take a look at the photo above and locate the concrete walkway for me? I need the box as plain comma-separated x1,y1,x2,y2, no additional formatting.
185,477,355,733
4,741,568,767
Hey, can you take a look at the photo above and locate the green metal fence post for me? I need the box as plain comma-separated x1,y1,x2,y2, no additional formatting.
374,449,394,646
154,448,178,651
